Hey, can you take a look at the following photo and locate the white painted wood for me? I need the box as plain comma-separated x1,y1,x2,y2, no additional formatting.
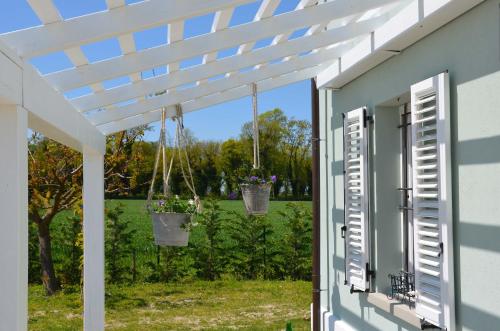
0,105,28,331
98,62,330,134
235,0,280,56
90,46,344,125
199,8,235,84
316,0,484,88
26,0,105,93
0,22,104,154
258,4,325,69
44,0,398,92
23,65,106,153
83,147,105,331
106,0,125,9
343,107,370,292
108,1,141,101
0,40,22,105
71,17,381,111
411,72,454,330
1,0,256,58
27,0,61,24
168,21,185,74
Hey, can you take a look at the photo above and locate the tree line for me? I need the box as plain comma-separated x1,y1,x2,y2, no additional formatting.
28,108,313,294
118,108,312,199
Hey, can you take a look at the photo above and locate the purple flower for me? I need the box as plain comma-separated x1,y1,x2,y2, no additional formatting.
270,175,277,183
250,176,259,182
228,192,238,200
158,200,165,206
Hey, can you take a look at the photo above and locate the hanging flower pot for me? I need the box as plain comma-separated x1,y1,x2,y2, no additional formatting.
151,212,191,247
149,196,197,247
240,175,276,215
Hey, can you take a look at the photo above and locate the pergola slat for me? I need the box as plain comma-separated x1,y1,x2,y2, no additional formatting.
235,0,281,56
255,0,320,71
27,0,61,24
71,16,383,112
1,0,256,58
26,0,106,93
199,8,235,85
44,0,397,92
89,45,347,126
98,62,331,135
167,21,185,74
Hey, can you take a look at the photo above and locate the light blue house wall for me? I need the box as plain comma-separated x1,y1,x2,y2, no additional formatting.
318,1,500,330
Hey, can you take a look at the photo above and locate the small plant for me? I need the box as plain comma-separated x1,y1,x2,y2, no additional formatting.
150,195,198,215
279,203,312,280
106,203,136,284
240,174,277,186
194,200,227,280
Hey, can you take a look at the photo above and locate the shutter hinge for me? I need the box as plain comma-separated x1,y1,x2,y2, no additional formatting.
341,225,347,239
438,242,444,257
366,263,375,282
350,284,364,294
420,319,441,330
364,114,373,128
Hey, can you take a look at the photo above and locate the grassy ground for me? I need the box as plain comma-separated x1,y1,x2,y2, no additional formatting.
29,280,311,331
33,200,313,330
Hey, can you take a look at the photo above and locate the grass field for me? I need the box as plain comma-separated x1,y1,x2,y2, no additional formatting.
29,280,311,330
32,200,312,330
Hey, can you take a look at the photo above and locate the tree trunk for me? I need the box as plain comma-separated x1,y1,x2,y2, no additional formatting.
37,221,60,295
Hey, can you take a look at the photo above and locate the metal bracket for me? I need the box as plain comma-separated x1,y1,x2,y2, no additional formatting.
366,263,376,281
421,319,441,330
350,284,364,294
438,242,444,257
341,225,347,239
364,113,374,128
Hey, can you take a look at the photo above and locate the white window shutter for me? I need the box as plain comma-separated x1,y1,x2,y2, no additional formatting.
411,72,454,330
343,107,371,293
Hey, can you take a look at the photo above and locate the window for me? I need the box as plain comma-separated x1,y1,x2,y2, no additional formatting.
342,72,455,330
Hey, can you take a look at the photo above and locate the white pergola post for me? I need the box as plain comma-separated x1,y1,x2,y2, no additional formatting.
0,105,28,331
83,147,105,331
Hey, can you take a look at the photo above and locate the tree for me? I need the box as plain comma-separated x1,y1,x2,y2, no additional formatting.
56,203,83,286
227,212,276,279
105,126,148,197
105,203,135,283
28,127,147,295
28,134,82,295
241,109,288,196
216,139,251,195
279,203,312,280
194,200,227,280
282,119,312,198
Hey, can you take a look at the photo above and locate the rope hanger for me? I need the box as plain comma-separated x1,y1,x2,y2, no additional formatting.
147,105,200,212
252,83,260,170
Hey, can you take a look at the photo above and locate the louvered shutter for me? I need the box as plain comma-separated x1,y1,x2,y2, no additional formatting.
411,72,454,330
343,107,370,292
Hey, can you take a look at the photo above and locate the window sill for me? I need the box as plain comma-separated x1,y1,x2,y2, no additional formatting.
367,292,421,329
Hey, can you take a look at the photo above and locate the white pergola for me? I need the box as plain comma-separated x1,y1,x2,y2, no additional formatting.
0,0,480,330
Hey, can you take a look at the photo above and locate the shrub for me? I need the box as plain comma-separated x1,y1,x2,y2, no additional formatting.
279,203,312,280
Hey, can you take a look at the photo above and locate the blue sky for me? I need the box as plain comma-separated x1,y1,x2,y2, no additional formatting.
0,0,311,141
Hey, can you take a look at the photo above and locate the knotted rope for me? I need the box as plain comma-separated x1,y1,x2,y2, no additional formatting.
147,107,172,211
252,83,260,170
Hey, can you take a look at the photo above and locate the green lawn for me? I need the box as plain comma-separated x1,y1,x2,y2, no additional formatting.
34,200,312,330
29,280,311,331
